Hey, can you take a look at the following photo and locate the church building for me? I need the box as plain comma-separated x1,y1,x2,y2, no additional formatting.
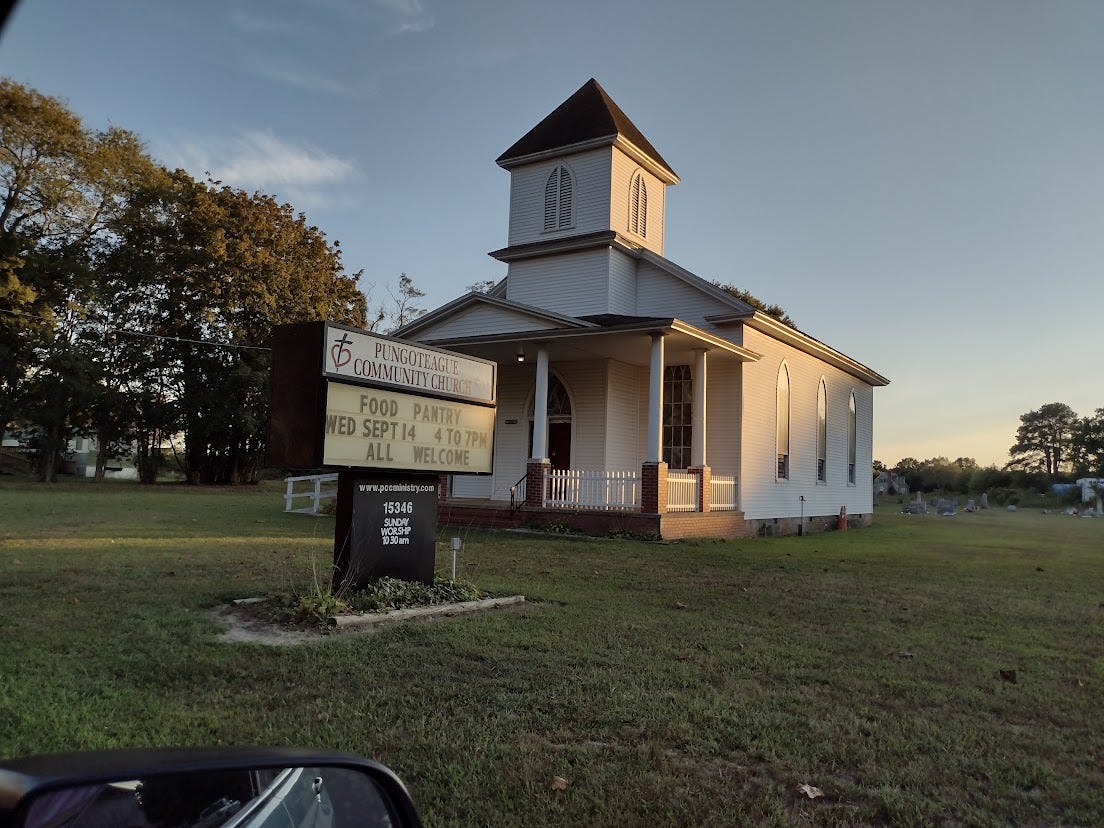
395,79,888,538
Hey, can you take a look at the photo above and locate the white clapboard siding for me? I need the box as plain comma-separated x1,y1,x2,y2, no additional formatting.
611,149,665,255
704,358,741,479
555,360,606,471
738,328,875,520
607,248,638,315
635,260,733,328
604,360,645,469
507,149,612,247
506,248,613,317
483,366,533,501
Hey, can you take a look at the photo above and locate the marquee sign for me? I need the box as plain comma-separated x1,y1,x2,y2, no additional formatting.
322,382,495,473
323,322,495,405
267,320,497,474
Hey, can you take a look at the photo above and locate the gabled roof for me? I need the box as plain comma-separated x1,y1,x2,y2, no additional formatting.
391,291,595,339
496,79,678,184
632,250,888,386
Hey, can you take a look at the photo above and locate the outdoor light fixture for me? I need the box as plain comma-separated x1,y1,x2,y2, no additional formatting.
516,349,525,362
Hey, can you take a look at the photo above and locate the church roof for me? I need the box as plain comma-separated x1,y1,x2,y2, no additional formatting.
496,79,678,181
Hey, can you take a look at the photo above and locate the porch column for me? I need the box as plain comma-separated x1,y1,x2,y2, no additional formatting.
689,349,711,512
646,333,664,463
531,344,549,461
525,344,551,509
691,349,708,467
642,333,667,515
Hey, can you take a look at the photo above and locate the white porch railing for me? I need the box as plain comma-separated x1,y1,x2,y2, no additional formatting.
284,473,339,514
710,475,738,511
544,469,641,510
667,470,699,512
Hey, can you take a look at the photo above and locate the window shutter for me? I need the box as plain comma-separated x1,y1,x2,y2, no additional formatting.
557,167,572,228
544,168,559,231
630,173,648,237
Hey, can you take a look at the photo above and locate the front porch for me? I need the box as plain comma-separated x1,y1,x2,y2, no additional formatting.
439,465,747,540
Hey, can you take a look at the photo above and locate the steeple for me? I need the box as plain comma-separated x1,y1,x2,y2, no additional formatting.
497,78,678,185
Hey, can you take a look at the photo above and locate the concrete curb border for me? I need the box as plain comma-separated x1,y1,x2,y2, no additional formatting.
330,595,526,630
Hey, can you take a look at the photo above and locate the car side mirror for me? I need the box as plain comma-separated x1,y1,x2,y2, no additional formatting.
0,747,421,828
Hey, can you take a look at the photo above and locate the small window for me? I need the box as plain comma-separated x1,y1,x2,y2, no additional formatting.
776,363,790,480
629,171,647,237
543,164,573,231
816,379,827,482
663,364,692,469
848,392,857,485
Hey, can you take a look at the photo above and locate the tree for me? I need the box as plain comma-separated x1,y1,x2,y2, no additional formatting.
386,273,427,330
104,172,366,484
1007,402,1079,477
1,79,159,477
713,282,796,328
467,279,498,294
1072,408,1104,476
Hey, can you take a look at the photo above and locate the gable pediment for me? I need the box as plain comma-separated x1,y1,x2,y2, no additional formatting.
395,293,591,343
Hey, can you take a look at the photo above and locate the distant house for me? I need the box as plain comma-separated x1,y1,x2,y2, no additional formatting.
1076,478,1103,503
66,436,139,480
395,79,889,538
874,471,910,496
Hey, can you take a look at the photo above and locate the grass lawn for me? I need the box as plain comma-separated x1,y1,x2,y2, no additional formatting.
1,479,1102,826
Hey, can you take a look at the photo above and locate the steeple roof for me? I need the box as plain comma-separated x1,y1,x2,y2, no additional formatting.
496,79,678,182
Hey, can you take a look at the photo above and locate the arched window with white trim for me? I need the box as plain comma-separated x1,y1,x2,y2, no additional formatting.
848,392,857,485
816,379,827,482
776,362,790,480
543,164,573,231
629,171,647,237
663,364,692,469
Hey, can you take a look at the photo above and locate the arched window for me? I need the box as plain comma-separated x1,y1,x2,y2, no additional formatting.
848,392,857,485
630,171,647,237
817,379,827,482
776,363,790,480
543,164,573,231
527,374,572,419
663,364,692,469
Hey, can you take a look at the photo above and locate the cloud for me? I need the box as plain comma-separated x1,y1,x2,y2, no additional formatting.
228,10,299,35
159,130,358,208
300,0,434,32
374,0,435,34
248,59,364,97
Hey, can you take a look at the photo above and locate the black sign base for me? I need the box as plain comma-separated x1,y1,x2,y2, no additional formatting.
333,471,438,590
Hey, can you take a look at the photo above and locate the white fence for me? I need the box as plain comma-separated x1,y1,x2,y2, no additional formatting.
667,471,699,512
284,473,339,514
710,475,738,511
544,469,641,510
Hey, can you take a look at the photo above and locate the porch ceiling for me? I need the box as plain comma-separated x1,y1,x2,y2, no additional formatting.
419,318,761,368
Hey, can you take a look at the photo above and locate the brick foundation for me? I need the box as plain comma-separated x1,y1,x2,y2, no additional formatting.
744,512,874,538
641,461,668,514
525,460,550,508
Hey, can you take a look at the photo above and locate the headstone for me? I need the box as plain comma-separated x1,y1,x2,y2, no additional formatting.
980,493,989,509
1007,504,1017,512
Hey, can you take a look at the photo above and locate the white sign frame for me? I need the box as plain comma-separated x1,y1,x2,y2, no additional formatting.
322,322,496,406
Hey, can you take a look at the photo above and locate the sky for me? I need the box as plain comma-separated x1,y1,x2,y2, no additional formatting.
1,0,1100,468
